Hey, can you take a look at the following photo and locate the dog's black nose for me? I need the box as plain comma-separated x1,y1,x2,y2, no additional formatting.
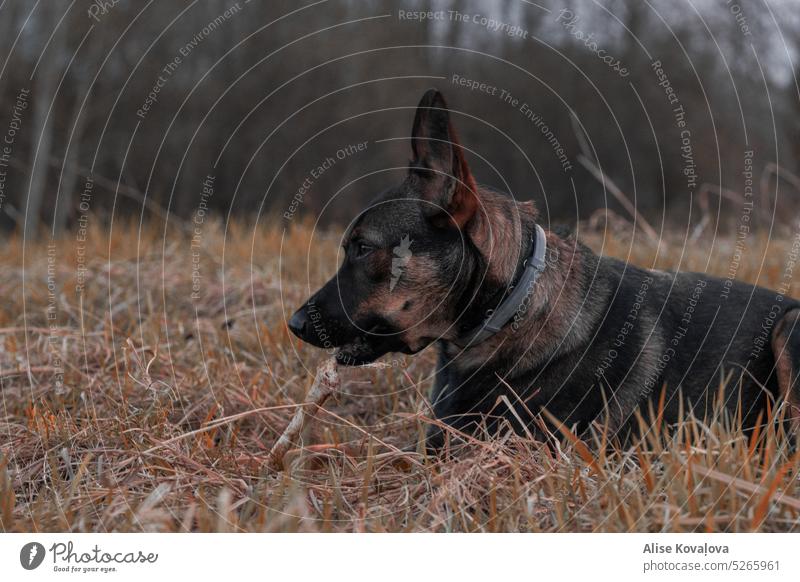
288,308,309,340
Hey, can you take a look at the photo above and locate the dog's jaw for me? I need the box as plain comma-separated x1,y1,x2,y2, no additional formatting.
334,332,424,366
334,339,379,366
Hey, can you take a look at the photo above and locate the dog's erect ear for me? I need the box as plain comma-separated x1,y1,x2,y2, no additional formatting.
410,89,478,229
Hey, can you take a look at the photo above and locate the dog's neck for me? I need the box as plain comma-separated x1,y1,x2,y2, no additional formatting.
468,191,539,285
444,192,588,370
448,191,539,338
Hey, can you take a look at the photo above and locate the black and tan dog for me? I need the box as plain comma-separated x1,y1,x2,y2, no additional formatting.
289,89,800,448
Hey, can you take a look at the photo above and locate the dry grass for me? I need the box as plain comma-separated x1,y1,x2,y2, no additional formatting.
1,217,799,532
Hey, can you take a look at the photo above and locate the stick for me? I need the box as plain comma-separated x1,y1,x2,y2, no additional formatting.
569,114,659,244
577,154,659,244
267,358,340,472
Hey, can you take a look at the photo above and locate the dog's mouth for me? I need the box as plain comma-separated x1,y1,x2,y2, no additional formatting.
334,336,385,366
334,324,421,366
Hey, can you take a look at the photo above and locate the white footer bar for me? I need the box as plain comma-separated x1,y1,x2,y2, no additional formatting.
1,533,798,581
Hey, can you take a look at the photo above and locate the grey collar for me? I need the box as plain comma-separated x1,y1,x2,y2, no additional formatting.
453,224,547,348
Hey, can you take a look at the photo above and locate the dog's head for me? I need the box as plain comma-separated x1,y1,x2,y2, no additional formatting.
289,89,520,365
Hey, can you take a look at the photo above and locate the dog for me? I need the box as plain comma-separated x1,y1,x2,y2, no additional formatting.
289,88,800,449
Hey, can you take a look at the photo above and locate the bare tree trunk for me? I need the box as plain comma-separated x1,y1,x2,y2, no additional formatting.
55,44,97,233
54,92,89,232
25,4,68,236
0,3,20,92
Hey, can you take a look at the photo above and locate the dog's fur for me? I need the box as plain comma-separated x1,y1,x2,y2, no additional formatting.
289,89,800,448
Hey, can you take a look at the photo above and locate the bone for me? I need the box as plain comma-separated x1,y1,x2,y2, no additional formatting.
266,358,340,472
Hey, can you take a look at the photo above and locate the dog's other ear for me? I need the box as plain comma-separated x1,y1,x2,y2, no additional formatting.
410,89,478,229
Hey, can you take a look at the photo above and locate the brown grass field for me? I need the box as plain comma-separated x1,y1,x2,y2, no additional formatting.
1,218,800,532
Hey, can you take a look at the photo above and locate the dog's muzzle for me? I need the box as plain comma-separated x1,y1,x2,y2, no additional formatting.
288,305,325,347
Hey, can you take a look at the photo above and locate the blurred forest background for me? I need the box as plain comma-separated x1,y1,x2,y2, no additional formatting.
0,0,798,234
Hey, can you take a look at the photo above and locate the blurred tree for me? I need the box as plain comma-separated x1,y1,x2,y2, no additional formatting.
0,0,795,234
25,1,68,236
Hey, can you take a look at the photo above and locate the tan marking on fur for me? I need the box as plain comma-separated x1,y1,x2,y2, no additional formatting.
467,192,538,284
355,255,452,351
772,325,792,396
604,313,664,432
446,227,601,374
771,313,800,426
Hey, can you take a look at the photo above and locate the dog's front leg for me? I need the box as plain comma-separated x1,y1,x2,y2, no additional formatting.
422,353,452,453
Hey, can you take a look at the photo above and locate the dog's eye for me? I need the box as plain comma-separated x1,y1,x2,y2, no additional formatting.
354,241,375,258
